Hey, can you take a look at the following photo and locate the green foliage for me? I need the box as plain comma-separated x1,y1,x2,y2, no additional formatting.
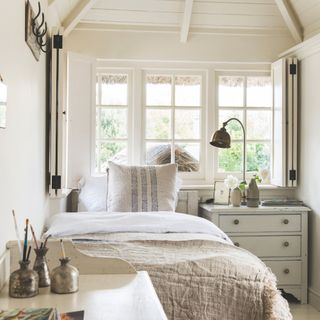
218,143,270,173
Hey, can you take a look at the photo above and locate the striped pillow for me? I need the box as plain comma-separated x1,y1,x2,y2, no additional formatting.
107,162,177,212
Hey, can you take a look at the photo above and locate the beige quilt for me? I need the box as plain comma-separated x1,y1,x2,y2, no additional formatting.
71,233,292,320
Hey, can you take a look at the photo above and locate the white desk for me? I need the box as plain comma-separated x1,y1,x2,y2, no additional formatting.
0,272,167,320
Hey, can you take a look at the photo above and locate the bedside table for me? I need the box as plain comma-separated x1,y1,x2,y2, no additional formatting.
199,204,310,303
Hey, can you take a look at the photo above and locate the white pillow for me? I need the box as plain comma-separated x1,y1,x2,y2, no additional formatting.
107,162,177,212
78,176,108,212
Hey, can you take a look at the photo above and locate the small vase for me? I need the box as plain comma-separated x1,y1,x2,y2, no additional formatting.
247,178,260,207
9,260,39,298
231,187,241,207
51,257,79,294
33,247,50,287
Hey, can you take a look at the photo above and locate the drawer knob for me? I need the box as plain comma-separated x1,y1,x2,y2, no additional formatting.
283,219,289,225
234,242,240,247
284,268,290,274
284,241,290,247
234,219,240,225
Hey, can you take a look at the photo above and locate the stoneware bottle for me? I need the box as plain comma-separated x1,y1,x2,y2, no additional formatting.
51,257,79,294
247,178,260,207
9,260,39,298
231,187,241,207
33,247,50,287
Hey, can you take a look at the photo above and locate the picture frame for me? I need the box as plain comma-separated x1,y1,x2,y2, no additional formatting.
25,0,40,61
0,75,7,129
213,181,230,205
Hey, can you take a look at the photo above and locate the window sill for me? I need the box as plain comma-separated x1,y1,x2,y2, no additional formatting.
181,184,295,191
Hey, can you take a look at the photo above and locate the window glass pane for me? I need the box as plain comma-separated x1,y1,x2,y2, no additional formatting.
175,109,200,139
146,109,171,139
219,110,244,139
218,143,243,172
101,74,128,105
98,141,127,172
146,75,172,106
146,143,171,165
219,76,244,107
175,76,201,106
247,77,272,107
175,143,200,172
100,108,127,139
247,110,271,140
247,143,270,172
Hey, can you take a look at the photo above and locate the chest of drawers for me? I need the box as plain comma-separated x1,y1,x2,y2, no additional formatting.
199,204,310,303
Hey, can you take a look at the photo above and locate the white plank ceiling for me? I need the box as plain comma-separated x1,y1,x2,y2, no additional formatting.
50,0,320,42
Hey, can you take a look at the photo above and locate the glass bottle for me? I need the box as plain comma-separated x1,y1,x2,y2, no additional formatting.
33,247,50,287
50,257,79,294
9,260,39,298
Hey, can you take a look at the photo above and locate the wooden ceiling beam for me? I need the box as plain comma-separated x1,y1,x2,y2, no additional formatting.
275,0,303,42
180,0,194,43
62,0,97,37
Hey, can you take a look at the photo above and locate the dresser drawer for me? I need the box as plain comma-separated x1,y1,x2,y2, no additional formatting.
264,260,301,285
230,236,301,257
220,214,301,233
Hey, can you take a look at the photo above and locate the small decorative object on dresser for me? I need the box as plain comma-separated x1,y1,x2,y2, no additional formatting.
50,240,79,294
213,181,230,205
199,204,310,303
224,175,241,207
246,177,259,207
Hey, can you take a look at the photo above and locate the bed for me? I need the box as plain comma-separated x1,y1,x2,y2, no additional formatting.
44,163,292,320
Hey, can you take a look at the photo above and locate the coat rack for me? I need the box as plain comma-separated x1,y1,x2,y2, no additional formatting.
31,1,48,53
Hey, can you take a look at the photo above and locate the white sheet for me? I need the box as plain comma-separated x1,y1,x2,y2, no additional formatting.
45,211,232,244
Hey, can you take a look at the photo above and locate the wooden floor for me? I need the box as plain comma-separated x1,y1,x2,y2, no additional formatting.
290,304,320,319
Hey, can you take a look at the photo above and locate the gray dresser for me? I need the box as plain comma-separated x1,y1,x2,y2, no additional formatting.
199,204,310,303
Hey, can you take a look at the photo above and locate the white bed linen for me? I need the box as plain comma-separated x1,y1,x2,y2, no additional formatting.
45,211,232,244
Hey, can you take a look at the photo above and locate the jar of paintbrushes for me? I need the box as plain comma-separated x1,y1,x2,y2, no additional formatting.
51,240,79,294
32,232,51,288
9,215,39,298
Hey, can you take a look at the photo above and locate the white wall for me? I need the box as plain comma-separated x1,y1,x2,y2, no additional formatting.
296,51,320,307
65,29,295,62
0,1,48,255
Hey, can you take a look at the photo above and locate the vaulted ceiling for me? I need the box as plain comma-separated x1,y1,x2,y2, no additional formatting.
47,0,320,43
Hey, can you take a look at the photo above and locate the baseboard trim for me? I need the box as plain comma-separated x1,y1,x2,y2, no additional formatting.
0,250,10,291
309,288,320,311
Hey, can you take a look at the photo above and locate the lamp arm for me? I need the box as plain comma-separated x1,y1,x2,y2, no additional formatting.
223,118,246,184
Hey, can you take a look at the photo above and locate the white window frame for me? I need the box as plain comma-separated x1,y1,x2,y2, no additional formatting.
94,68,133,175
213,71,272,181
142,69,207,181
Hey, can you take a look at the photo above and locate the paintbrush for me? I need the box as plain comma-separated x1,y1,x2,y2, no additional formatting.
60,239,66,259
23,219,29,261
30,224,39,250
26,245,32,261
11,210,22,260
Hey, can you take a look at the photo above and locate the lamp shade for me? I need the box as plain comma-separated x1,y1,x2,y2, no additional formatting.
209,127,231,148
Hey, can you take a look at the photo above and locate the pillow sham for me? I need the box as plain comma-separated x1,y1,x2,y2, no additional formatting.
78,176,108,212
107,162,177,212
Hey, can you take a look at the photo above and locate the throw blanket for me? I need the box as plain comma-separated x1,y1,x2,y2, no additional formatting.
46,213,292,320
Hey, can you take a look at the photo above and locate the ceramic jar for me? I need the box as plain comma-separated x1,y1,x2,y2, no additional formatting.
33,247,50,287
247,178,260,207
51,257,79,294
231,187,241,207
9,260,39,298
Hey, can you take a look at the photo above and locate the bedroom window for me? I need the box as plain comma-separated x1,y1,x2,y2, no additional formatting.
95,73,129,173
143,72,204,176
216,74,272,179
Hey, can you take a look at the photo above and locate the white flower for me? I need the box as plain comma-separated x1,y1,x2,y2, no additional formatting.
224,175,239,190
